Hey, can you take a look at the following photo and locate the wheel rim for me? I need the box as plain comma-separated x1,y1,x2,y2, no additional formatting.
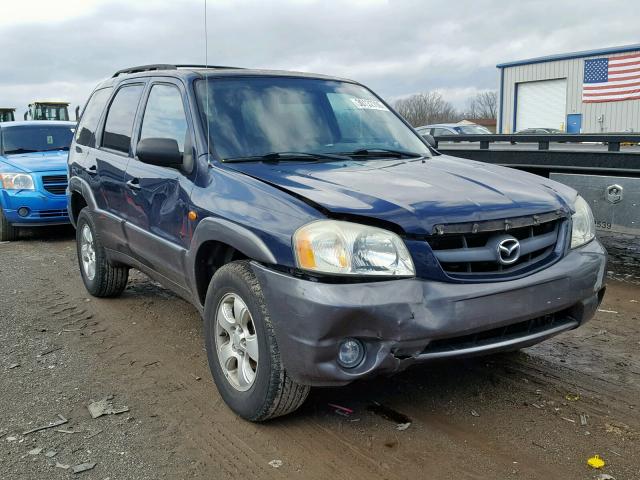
80,224,96,281
214,292,259,392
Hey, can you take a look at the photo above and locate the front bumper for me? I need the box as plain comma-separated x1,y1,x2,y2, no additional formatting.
1,189,69,226
253,239,607,386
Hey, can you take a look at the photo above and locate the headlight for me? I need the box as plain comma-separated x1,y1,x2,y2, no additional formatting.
0,173,35,190
571,195,595,248
293,220,415,276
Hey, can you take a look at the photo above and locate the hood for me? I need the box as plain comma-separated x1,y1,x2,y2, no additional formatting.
0,150,69,173
225,155,577,235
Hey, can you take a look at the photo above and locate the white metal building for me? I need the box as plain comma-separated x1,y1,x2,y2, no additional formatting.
497,44,640,134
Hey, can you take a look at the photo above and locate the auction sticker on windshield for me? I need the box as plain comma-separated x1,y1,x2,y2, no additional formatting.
350,97,389,111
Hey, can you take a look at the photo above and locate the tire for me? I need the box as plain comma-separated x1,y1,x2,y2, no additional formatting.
76,208,129,297
204,261,310,421
0,209,19,241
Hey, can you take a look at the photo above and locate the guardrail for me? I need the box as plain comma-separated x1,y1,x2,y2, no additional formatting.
432,134,640,175
432,133,640,152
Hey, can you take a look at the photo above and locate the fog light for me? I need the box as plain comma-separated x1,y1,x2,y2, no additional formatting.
338,338,364,368
18,207,30,217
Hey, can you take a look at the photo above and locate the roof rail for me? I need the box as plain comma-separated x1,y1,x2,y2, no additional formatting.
174,64,244,70
112,64,243,77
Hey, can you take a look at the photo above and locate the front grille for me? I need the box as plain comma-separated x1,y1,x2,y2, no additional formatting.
42,175,68,195
37,209,68,218
421,310,574,355
427,212,566,279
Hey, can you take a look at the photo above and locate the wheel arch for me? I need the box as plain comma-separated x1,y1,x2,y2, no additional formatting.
67,176,97,228
188,217,278,307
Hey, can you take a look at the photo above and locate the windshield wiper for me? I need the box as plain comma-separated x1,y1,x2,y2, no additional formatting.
340,148,422,159
224,151,351,163
3,148,39,154
42,146,70,152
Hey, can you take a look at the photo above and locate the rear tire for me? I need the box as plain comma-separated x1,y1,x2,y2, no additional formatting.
0,209,19,241
76,208,129,297
204,261,310,421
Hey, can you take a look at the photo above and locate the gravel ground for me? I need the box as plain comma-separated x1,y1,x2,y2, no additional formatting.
0,227,638,479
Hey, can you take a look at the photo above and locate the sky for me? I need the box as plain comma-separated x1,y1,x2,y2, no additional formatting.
0,0,638,118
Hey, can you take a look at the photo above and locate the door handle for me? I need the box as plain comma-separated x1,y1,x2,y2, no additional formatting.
75,145,83,154
126,178,141,190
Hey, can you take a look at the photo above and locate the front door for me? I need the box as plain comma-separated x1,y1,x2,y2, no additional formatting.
122,81,195,288
566,114,582,133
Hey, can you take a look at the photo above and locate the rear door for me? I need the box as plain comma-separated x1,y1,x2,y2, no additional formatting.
122,79,195,288
71,87,112,193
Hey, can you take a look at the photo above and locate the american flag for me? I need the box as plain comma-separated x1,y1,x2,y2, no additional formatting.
583,52,640,103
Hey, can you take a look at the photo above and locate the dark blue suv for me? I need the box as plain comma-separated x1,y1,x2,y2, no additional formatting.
68,64,607,421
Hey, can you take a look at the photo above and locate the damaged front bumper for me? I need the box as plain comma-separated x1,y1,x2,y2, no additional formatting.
252,239,607,386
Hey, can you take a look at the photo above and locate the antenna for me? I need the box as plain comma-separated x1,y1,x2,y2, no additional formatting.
204,0,211,162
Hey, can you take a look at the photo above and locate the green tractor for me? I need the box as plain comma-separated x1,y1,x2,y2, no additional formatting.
24,101,71,121
0,108,15,122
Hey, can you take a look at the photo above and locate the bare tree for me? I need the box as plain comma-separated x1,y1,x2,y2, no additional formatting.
394,92,459,127
466,91,497,120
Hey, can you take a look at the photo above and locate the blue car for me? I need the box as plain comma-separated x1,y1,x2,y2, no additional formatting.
0,121,74,240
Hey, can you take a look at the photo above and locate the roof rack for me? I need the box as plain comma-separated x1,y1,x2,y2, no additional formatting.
112,64,243,77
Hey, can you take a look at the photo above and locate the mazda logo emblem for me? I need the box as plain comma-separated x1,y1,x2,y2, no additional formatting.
497,237,521,265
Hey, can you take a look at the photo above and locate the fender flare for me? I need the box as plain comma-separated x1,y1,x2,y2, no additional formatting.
185,217,279,307
67,176,98,226
187,217,277,266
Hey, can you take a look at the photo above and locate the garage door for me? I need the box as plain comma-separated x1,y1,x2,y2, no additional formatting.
515,79,567,131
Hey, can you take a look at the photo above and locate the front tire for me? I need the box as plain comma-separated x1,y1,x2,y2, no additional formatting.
0,209,19,241
204,261,310,421
76,208,129,297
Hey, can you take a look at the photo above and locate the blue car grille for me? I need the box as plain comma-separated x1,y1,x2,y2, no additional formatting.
37,209,68,218
42,175,68,195
426,211,566,279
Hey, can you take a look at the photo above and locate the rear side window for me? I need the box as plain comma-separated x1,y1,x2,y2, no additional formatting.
139,84,188,152
76,87,112,147
102,84,144,154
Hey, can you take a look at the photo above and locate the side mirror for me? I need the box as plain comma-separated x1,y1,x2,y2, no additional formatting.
422,134,436,148
136,138,183,167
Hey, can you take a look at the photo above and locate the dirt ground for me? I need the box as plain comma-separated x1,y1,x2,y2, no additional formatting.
1,227,638,480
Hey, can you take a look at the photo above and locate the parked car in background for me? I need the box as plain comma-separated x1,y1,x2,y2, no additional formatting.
68,65,605,422
511,127,565,144
0,121,73,240
515,128,563,135
417,123,492,137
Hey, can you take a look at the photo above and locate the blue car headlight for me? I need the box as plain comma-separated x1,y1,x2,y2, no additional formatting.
0,173,35,191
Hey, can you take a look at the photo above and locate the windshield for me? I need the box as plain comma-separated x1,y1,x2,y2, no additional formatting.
195,77,430,160
1,125,75,155
455,125,491,134
0,111,15,122
33,105,69,121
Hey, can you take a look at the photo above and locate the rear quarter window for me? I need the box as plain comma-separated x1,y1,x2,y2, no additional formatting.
76,87,112,147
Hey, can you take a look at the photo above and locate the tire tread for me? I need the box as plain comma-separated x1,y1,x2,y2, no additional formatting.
209,261,310,421
77,209,128,298
0,209,19,241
